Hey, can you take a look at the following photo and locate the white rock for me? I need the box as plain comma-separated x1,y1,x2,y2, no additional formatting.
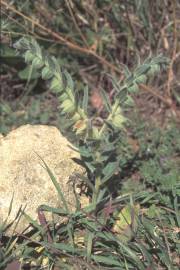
0,125,83,234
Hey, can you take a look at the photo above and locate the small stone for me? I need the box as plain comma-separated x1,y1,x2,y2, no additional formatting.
0,125,83,234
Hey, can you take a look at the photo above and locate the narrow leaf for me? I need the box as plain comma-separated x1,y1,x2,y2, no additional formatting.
37,154,69,213
82,85,89,113
100,89,111,113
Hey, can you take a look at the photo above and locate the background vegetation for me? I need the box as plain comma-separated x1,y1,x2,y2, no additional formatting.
0,1,180,269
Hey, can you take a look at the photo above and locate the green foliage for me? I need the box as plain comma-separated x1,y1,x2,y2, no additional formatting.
1,36,177,269
1,1,179,267
14,37,168,138
0,96,59,134
14,38,89,137
139,125,180,203
13,39,170,234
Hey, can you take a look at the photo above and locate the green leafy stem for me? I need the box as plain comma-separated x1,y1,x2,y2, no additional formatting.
14,37,169,140
14,37,169,210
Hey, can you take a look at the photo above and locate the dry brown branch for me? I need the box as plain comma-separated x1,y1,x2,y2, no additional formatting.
1,0,178,115
1,0,121,73
65,0,89,48
139,84,172,107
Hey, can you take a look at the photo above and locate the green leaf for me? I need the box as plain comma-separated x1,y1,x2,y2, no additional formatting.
41,66,53,80
58,93,68,102
32,57,44,69
128,83,139,93
78,146,92,158
38,205,69,216
82,85,89,113
32,38,42,56
64,70,74,90
174,196,180,227
22,212,44,232
101,161,118,185
101,89,112,113
14,37,30,51
61,99,75,114
122,64,132,77
50,77,64,93
37,155,70,213
117,87,128,104
147,64,160,76
112,113,126,128
86,231,94,260
65,86,75,103
135,74,147,84
84,161,96,173
18,66,40,80
135,64,150,77
91,255,121,267
44,242,79,254
24,50,34,63
113,204,140,242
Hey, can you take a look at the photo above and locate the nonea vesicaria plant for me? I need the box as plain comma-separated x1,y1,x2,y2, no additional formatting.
10,37,174,269
14,37,169,209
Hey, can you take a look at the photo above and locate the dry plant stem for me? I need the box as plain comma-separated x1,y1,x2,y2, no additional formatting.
1,9,56,43
1,30,56,43
1,0,177,113
166,0,178,98
37,208,53,243
124,0,136,37
139,84,172,107
65,0,89,48
1,0,121,73
140,84,180,118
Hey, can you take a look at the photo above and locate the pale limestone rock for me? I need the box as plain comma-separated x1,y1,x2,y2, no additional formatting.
0,125,83,234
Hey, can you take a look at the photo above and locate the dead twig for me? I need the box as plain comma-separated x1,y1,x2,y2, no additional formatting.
1,0,179,115
65,0,89,48
37,207,53,243
1,0,121,74
139,84,172,107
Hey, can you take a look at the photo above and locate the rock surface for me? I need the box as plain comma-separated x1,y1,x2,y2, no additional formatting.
0,125,82,233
